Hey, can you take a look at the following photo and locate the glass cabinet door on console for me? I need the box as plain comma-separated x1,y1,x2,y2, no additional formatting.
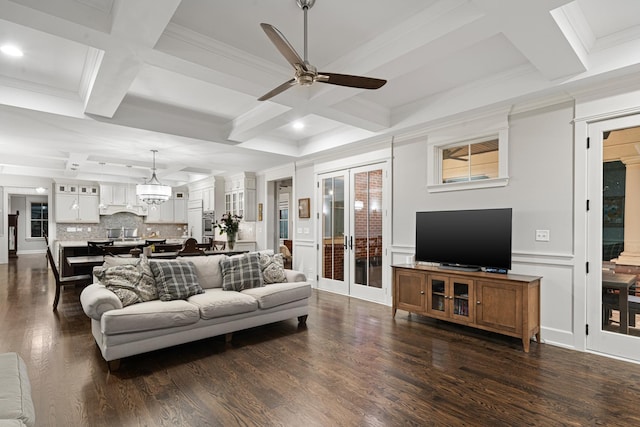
426,274,474,322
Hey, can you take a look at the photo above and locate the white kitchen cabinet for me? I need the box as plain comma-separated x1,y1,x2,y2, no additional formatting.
232,241,256,252
202,187,215,212
55,184,99,223
224,172,256,220
189,177,215,213
174,192,188,223
145,192,187,223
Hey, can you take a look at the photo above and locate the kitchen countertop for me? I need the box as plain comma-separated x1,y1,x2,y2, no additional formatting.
56,238,187,248
56,238,257,248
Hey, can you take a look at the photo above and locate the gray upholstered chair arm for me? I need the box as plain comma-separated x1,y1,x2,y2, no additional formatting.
80,283,123,320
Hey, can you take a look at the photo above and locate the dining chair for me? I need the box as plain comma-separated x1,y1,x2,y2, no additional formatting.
177,238,204,256
629,295,640,327
212,240,226,251
46,246,92,311
88,240,114,255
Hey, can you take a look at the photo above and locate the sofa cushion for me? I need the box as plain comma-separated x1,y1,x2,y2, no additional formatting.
258,252,287,284
101,299,200,335
187,255,226,289
241,282,312,309
93,258,157,307
220,252,263,291
150,259,204,301
188,289,259,319
0,352,35,427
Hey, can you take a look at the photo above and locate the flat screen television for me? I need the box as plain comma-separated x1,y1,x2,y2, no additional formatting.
415,208,512,271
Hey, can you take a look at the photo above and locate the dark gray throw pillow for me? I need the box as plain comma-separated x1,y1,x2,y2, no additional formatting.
150,259,204,301
220,252,264,291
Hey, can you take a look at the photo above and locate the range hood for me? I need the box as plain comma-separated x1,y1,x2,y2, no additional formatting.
99,204,148,216
99,184,148,216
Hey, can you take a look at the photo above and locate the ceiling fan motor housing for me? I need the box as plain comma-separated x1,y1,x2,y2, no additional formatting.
296,0,315,10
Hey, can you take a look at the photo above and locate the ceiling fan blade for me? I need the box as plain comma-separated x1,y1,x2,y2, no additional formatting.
260,23,307,71
317,72,386,90
258,78,297,101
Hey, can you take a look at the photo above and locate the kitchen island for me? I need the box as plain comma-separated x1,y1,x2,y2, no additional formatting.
55,239,186,277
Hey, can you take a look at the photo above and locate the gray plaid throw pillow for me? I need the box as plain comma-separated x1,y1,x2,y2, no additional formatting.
220,252,264,291
150,259,204,301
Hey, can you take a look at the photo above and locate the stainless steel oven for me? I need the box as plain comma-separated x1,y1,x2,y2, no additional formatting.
203,211,215,236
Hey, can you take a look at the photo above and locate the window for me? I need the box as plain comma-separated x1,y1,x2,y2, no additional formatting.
30,201,48,238
442,138,499,183
428,130,509,192
279,207,289,239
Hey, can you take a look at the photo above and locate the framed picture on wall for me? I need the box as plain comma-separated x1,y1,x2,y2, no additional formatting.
298,198,310,218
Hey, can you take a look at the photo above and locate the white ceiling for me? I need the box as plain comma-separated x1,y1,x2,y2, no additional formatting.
2,0,640,187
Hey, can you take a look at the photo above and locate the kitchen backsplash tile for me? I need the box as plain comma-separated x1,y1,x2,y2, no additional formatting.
56,212,187,241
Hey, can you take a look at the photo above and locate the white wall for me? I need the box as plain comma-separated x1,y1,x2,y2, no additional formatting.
389,102,576,347
286,102,580,349
293,163,316,283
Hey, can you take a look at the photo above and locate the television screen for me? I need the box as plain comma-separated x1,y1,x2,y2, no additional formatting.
415,208,512,270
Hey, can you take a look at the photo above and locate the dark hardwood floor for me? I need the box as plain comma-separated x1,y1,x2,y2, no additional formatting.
2,254,640,426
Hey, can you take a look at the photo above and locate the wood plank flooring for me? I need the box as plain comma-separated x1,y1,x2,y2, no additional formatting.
2,254,640,426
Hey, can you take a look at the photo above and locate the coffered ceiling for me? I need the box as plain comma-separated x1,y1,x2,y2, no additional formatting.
1,0,640,186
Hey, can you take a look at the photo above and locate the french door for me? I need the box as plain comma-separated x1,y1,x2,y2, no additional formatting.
317,163,388,303
586,114,640,362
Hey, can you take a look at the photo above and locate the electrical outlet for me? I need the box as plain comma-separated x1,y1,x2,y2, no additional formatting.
535,229,550,241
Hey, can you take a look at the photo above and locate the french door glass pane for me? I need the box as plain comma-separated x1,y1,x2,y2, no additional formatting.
353,170,383,288
602,129,640,336
322,177,344,281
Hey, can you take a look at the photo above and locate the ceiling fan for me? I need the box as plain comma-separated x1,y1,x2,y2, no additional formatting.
258,0,387,101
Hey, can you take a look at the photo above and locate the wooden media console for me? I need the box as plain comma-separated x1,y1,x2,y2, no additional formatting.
392,264,541,352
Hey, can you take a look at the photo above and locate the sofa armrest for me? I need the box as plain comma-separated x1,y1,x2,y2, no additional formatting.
284,269,307,283
80,283,123,320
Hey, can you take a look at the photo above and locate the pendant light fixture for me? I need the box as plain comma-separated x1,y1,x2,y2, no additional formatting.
136,150,171,205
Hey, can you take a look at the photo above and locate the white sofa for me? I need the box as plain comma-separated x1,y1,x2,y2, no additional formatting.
80,253,311,367
0,352,35,427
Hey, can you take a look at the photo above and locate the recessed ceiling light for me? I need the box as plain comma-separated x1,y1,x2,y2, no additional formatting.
1,44,24,57
293,121,304,130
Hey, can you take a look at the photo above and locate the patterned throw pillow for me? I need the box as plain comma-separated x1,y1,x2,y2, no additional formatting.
258,252,287,284
94,258,158,307
220,252,264,291
150,259,204,301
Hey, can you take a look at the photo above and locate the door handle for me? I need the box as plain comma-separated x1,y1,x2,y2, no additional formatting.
349,235,353,250
344,235,348,250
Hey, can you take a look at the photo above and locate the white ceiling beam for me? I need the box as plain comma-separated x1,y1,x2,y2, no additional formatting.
83,0,181,118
